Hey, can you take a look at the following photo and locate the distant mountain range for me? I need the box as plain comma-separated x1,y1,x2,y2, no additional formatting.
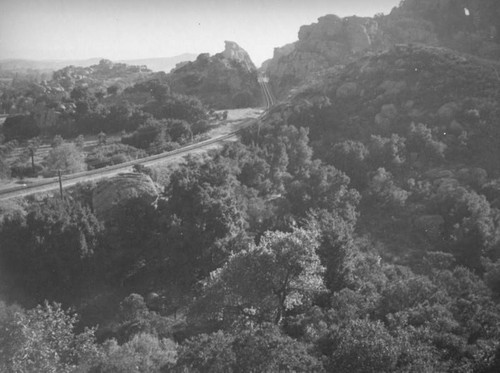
120,54,198,72
0,53,198,73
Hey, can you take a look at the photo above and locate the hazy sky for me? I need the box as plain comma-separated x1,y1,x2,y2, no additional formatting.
1,0,401,66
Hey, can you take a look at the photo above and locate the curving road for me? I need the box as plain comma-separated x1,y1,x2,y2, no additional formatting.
0,81,275,201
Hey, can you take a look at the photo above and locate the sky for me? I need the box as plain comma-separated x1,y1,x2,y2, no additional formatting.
0,0,401,67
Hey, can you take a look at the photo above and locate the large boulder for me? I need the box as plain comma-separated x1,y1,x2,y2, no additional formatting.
92,173,158,222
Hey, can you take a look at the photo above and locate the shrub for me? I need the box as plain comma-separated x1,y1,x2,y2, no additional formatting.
44,143,86,176
86,143,146,169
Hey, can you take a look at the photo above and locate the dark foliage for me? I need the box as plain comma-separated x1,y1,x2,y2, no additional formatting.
0,197,103,304
2,115,40,141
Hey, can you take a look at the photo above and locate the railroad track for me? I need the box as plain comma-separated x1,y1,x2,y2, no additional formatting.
0,81,276,201
259,76,275,107
0,118,255,200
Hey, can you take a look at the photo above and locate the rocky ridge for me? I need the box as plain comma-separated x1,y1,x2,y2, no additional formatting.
264,0,500,99
265,15,387,98
167,41,260,109
221,41,256,72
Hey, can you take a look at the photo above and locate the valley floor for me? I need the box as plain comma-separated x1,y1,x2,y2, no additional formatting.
0,107,264,200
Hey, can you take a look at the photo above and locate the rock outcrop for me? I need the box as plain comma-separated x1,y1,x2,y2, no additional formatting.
221,41,256,72
168,41,261,109
265,15,386,98
264,0,500,100
92,173,158,222
394,0,500,42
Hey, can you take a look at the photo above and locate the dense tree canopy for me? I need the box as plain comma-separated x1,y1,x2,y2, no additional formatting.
0,301,98,373
2,4,500,370
190,228,325,326
0,197,103,303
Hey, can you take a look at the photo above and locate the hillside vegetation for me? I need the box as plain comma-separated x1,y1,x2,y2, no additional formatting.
2,1,500,372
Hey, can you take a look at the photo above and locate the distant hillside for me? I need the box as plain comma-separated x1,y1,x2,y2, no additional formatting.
0,59,164,119
0,58,104,73
0,54,197,74
119,54,197,72
167,41,260,109
49,59,156,94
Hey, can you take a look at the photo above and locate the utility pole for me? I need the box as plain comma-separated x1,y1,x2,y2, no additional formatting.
58,169,63,198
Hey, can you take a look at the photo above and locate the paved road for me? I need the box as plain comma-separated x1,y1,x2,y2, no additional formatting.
0,117,257,200
0,80,276,201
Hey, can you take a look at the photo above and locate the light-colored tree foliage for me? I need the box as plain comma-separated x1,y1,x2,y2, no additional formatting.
368,167,409,208
175,324,322,373
192,228,325,325
0,301,98,373
91,333,177,373
44,142,86,175
0,140,17,179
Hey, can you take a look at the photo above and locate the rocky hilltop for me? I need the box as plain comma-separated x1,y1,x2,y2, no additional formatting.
52,59,153,92
167,41,260,109
265,0,500,99
265,15,386,98
221,41,257,72
0,59,162,130
386,0,500,54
